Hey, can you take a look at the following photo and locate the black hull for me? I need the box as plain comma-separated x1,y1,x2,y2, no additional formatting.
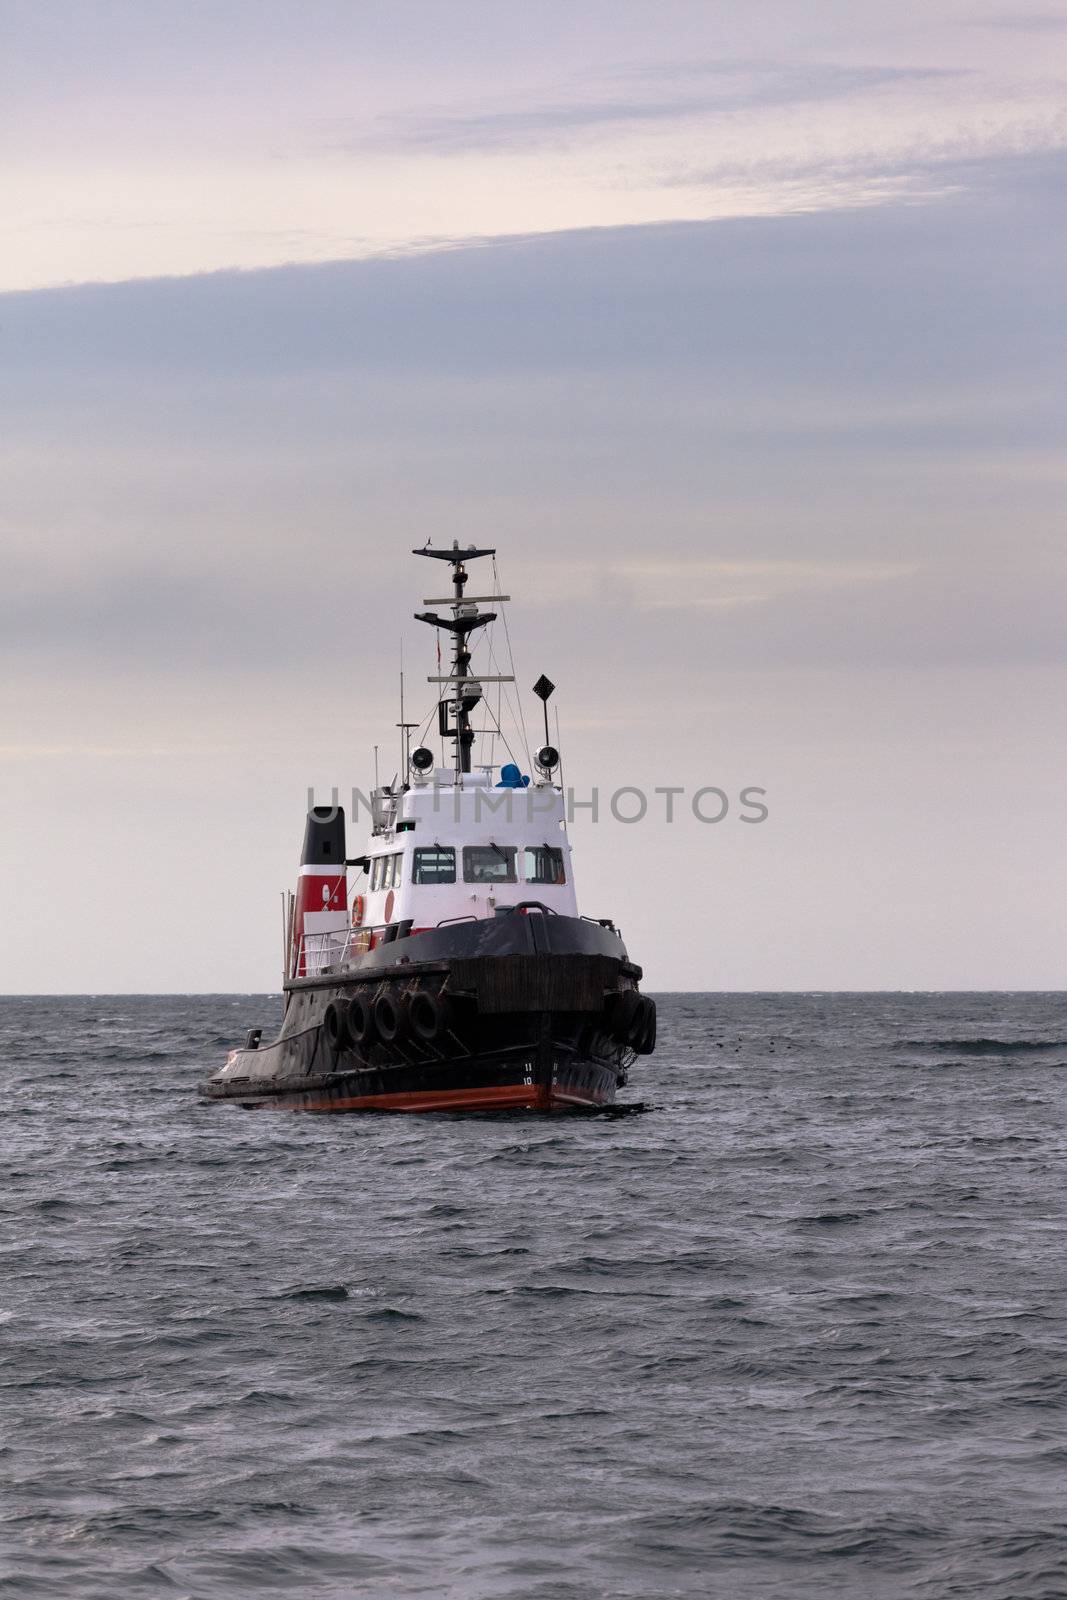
200,1051,621,1113
201,913,651,1114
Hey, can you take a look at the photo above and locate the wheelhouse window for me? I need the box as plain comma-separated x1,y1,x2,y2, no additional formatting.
413,846,456,884
371,852,404,891
524,845,566,885
463,844,517,884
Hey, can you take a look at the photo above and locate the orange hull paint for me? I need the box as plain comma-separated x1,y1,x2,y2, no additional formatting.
300,1081,562,1114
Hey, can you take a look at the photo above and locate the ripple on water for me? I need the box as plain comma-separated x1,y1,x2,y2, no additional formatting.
1,991,1066,1599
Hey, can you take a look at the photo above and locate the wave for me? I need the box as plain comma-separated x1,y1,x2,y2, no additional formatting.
894,1038,1067,1055
278,1284,350,1302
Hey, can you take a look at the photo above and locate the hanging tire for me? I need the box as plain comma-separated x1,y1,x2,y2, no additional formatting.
627,994,653,1050
409,989,453,1044
608,988,642,1045
576,1021,605,1059
374,986,411,1045
347,992,376,1048
323,999,352,1052
633,997,657,1055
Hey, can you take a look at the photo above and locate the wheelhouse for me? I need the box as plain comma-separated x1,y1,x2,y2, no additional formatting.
288,541,590,978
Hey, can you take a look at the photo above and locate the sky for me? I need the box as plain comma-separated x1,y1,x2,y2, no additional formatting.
1,0,1065,991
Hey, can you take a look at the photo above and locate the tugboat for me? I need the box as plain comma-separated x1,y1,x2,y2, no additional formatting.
200,543,656,1112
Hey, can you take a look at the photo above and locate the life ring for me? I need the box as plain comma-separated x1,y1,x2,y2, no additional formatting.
351,895,365,927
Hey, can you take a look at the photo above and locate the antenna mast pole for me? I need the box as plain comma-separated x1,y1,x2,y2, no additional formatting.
412,540,511,777
451,550,475,772
395,639,422,779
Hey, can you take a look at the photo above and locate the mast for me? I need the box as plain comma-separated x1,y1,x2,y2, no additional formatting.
413,541,512,775
396,646,418,780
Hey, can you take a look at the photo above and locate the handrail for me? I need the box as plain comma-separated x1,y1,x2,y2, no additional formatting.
292,896,590,975
292,926,352,978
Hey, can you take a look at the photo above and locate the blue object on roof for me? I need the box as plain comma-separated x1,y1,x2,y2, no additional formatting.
496,763,530,788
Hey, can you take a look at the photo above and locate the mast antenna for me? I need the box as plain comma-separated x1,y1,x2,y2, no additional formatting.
412,540,512,775
396,641,418,779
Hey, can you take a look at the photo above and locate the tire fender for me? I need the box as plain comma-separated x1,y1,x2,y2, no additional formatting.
609,988,642,1045
374,986,411,1045
409,988,453,1043
323,999,352,1052
633,996,657,1055
347,992,376,1048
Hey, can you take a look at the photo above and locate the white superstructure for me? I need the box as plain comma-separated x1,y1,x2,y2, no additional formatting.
358,769,577,932
292,540,582,975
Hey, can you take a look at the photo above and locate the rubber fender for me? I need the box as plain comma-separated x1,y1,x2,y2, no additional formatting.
608,988,642,1045
633,996,657,1055
347,992,376,1048
374,986,411,1045
323,999,352,1052
409,988,453,1044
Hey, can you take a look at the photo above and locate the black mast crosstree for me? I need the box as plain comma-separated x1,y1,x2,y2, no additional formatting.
413,542,512,775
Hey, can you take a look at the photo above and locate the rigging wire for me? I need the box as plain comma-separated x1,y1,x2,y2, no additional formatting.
402,608,521,777
492,555,534,767
398,551,533,779
477,614,500,773
467,619,522,769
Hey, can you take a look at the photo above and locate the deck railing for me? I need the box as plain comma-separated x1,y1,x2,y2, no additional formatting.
290,902,616,980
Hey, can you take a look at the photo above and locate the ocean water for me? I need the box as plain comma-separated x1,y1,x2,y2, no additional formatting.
2,992,1066,1600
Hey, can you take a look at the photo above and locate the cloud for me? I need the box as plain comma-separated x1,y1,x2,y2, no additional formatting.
6,2,1067,295
2,114,1065,990
344,61,963,153
969,11,1067,30
515,558,924,612
4,151,1064,388
1,154,1064,693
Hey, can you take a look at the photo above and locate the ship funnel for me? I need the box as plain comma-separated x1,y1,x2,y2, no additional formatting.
291,806,348,977
301,806,346,867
